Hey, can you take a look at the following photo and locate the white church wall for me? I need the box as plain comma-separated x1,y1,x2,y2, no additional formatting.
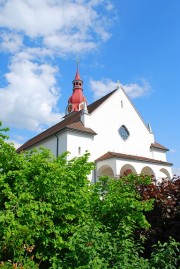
151,149,167,162
29,136,57,156
27,132,68,158
88,89,156,161
80,110,91,128
30,131,93,160
58,132,68,156
66,130,94,160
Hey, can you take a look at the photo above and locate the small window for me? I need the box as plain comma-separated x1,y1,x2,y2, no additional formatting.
78,147,81,155
121,100,123,108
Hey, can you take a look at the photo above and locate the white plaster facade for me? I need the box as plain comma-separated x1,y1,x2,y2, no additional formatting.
18,86,173,182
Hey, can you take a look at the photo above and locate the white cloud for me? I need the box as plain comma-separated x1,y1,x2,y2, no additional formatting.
0,0,114,131
8,133,29,149
0,0,113,54
123,79,151,98
44,33,97,55
0,53,63,131
89,78,117,99
89,78,151,99
8,139,22,149
0,32,23,52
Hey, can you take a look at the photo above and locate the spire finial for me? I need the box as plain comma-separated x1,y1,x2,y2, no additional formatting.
74,56,81,80
117,80,121,89
76,56,79,72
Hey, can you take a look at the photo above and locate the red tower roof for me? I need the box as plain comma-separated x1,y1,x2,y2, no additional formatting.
74,69,81,80
66,62,87,114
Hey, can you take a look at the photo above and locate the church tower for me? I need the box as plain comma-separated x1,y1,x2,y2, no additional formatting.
66,61,87,114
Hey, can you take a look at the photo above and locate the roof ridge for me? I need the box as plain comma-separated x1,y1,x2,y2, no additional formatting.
87,89,117,114
108,151,117,156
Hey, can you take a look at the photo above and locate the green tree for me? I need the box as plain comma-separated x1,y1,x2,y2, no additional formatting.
0,122,179,268
0,122,94,268
138,176,180,258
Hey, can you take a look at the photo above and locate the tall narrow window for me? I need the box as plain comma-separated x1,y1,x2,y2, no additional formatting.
121,100,123,108
78,147,81,155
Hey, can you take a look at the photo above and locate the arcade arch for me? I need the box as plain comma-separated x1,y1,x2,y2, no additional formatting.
120,164,137,177
141,166,155,178
159,168,171,180
97,165,114,178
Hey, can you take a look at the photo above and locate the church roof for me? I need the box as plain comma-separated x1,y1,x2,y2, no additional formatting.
66,122,97,135
150,142,169,151
17,89,117,152
95,151,173,166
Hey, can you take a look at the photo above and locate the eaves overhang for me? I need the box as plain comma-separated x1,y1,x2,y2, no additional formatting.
95,151,173,167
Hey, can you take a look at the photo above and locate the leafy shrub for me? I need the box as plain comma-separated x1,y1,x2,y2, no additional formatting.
0,122,179,268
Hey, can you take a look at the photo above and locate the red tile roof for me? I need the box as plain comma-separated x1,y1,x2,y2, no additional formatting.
17,89,117,152
66,122,97,135
150,142,169,151
95,151,172,166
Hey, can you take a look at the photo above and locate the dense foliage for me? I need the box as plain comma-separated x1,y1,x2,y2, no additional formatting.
138,176,180,257
0,122,179,268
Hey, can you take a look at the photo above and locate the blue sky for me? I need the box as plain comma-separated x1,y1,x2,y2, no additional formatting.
0,0,180,175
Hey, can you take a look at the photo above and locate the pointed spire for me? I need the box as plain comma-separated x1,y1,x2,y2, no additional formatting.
73,57,83,89
66,60,87,114
75,56,81,80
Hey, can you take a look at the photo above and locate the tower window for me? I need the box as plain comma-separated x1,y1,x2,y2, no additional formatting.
121,100,123,108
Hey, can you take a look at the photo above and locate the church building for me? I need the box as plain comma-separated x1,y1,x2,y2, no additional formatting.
17,64,173,182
